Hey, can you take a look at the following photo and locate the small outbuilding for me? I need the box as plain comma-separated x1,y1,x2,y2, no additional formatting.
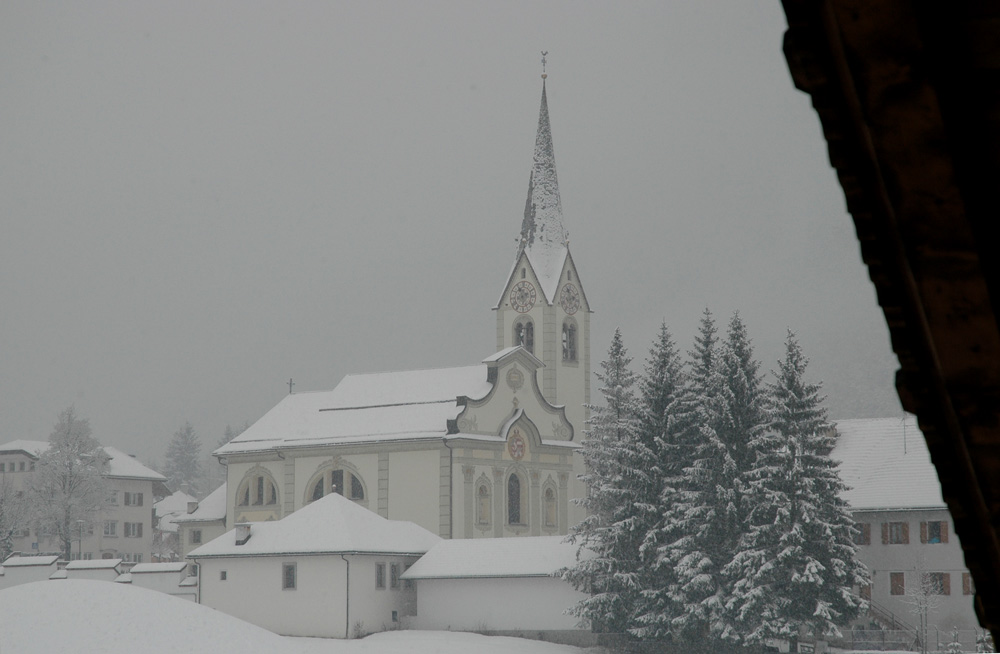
128,562,197,601
64,558,122,582
400,535,592,644
0,555,59,589
190,493,440,638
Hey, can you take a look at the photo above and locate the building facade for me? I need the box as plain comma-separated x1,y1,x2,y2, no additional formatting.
834,417,979,639
0,440,168,563
214,79,591,539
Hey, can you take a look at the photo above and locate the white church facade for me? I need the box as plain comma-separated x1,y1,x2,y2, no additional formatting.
214,79,592,540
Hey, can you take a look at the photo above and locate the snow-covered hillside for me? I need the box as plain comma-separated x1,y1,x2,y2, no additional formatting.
0,580,591,654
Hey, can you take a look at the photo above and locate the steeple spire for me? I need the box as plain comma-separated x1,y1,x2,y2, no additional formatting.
517,75,569,303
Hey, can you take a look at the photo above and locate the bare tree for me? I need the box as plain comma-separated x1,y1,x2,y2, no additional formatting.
0,477,30,560
29,407,111,561
903,556,944,654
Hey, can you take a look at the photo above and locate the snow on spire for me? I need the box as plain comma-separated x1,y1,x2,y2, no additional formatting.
517,78,569,303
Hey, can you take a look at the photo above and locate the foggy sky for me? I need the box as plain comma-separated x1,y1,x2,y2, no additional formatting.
0,1,901,469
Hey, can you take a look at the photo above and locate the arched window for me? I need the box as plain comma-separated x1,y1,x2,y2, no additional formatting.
477,483,491,525
507,474,524,525
544,487,557,528
562,320,577,361
514,319,534,354
236,469,279,508
307,467,366,504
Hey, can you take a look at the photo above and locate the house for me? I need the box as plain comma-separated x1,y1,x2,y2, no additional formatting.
152,489,198,561
174,483,227,561
189,493,440,638
213,78,591,541
0,555,59,589
400,535,592,644
0,440,168,563
834,416,979,638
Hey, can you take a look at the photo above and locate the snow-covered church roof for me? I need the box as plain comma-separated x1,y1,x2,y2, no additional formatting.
497,80,570,306
215,365,493,456
832,415,946,511
189,493,440,558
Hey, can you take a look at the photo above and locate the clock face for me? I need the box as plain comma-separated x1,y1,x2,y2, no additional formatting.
510,281,537,313
508,431,526,460
560,283,581,315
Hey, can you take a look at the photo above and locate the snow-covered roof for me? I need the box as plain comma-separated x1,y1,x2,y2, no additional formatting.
189,492,440,558
401,535,590,580
215,365,492,455
154,490,198,517
0,439,48,456
516,81,569,305
114,573,132,583
103,447,166,481
130,562,187,574
833,415,946,511
2,555,59,567
49,569,67,579
175,483,227,524
0,440,165,482
66,559,121,570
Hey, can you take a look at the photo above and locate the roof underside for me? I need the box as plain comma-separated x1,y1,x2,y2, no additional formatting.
780,0,1000,637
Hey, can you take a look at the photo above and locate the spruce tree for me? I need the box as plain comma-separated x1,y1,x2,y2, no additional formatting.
727,331,867,647
564,328,650,635
633,323,687,639
164,422,202,496
654,310,743,651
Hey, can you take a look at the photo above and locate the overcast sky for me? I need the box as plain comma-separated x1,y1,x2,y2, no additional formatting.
1,1,902,469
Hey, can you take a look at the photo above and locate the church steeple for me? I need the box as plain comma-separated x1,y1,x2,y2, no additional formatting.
517,79,569,304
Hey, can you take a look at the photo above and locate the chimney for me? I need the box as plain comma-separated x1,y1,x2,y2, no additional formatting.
187,501,198,514
235,523,251,546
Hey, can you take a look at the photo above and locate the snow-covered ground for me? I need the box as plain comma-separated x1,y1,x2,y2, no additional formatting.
0,580,593,654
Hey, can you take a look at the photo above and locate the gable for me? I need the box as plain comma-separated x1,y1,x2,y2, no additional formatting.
453,349,573,442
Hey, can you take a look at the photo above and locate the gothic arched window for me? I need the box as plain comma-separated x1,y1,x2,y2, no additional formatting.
562,320,577,362
514,319,534,354
477,483,491,525
236,469,279,508
507,474,525,525
544,487,557,528
307,467,366,504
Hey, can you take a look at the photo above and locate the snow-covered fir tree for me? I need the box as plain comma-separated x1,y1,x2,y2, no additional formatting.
164,422,202,496
563,329,652,635
726,331,867,648
29,407,111,562
717,312,767,474
632,323,688,640
651,310,744,651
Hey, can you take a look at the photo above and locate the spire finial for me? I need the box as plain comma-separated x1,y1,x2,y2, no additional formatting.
541,51,548,79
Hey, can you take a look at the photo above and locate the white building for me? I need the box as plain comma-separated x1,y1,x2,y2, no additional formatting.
174,483,227,561
126,561,198,602
0,440,168,563
834,416,979,641
0,555,59,589
214,79,591,541
401,535,591,643
152,489,198,561
189,493,440,638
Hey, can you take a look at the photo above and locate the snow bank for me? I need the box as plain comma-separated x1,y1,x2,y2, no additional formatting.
0,579,287,654
0,579,591,654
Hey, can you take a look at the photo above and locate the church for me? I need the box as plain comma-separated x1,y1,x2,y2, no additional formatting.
215,77,592,540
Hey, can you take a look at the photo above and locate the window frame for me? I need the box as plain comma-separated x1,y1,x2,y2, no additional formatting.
190,529,202,545
375,562,386,590
282,562,297,591
890,571,905,595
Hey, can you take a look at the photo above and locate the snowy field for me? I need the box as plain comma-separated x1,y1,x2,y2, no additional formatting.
0,580,593,654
